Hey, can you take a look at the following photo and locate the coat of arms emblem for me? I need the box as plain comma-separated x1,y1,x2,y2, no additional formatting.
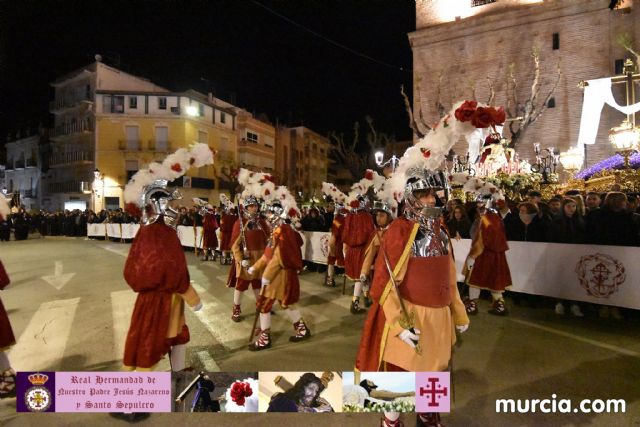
575,253,626,298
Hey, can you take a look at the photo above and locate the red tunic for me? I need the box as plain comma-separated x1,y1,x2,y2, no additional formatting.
123,221,191,369
219,213,238,251
467,211,512,291
257,223,305,313
226,217,270,290
202,213,219,250
356,218,460,372
342,211,375,280
0,260,15,350
327,214,345,267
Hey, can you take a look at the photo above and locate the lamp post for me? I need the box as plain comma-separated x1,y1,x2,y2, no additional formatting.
609,119,639,169
559,146,584,183
374,150,399,177
531,143,559,183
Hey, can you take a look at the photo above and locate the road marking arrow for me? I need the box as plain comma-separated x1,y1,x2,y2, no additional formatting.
41,261,75,290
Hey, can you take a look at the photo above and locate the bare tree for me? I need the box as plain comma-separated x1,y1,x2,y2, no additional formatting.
505,46,562,148
616,32,640,68
329,118,395,180
401,82,431,139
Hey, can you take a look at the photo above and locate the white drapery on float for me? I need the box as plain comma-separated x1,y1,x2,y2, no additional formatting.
87,225,639,310
577,77,640,150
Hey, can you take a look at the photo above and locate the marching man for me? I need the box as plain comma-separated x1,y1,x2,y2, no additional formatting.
218,194,238,265
321,183,347,287
359,194,397,308
194,198,219,261
122,143,212,371
247,187,310,351
357,100,493,426
227,169,272,322
343,171,383,314
463,189,512,316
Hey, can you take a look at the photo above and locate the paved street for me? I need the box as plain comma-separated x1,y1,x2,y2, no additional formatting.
1,236,639,425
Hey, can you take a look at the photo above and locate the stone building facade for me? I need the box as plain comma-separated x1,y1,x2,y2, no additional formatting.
410,0,639,168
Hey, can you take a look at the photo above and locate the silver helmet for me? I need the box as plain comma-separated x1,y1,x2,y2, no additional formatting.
350,195,369,212
371,200,395,219
264,200,286,227
404,168,450,210
140,180,182,227
242,195,259,209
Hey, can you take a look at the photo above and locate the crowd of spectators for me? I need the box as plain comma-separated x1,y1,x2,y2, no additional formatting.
444,190,640,247
1,190,639,247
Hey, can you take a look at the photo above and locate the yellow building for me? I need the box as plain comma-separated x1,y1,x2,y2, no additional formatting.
236,110,276,174
94,89,237,210
275,126,331,199
45,57,239,211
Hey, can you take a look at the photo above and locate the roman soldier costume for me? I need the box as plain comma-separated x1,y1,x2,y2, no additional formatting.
356,101,493,426
194,198,219,261
343,170,383,314
248,188,310,351
227,169,274,322
122,143,212,370
321,183,347,287
218,194,238,265
463,191,512,316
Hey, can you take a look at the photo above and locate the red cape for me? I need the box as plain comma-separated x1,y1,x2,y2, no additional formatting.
356,218,416,372
202,213,219,249
123,221,190,369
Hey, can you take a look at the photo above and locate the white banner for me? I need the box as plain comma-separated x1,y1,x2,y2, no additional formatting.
300,231,331,265
451,239,640,310
87,226,640,309
106,223,121,239
87,224,106,237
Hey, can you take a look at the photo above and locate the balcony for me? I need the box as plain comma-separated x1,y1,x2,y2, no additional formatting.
23,189,36,199
14,159,25,169
147,140,171,152
50,119,93,139
47,180,84,194
49,95,92,114
49,151,94,167
118,140,142,151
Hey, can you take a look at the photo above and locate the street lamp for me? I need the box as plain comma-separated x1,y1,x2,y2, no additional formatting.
374,150,399,175
532,143,559,183
559,146,584,180
186,105,198,117
609,119,639,169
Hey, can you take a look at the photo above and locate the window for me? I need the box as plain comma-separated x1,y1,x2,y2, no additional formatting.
129,96,137,109
198,130,208,144
246,131,259,143
614,59,624,75
158,97,167,110
552,33,559,50
112,95,125,113
125,126,139,150
125,160,138,181
220,112,226,124
199,104,205,117
547,97,556,108
102,95,111,113
85,84,91,100
155,126,168,151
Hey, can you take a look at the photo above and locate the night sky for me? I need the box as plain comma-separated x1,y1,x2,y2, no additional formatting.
1,0,416,148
